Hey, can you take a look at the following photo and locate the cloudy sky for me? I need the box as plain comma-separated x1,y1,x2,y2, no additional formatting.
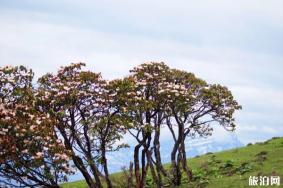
0,0,282,145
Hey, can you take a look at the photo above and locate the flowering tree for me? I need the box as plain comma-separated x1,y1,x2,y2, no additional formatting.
0,62,241,188
159,68,242,186
36,63,126,188
111,62,241,187
109,63,173,188
0,66,72,187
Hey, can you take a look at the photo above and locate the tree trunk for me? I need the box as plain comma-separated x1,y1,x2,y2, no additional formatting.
141,133,151,187
180,140,192,181
127,162,134,188
134,143,142,188
153,125,167,187
171,145,180,185
147,149,160,188
141,147,146,187
170,121,184,186
73,155,97,188
87,159,102,188
59,127,97,188
101,143,113,188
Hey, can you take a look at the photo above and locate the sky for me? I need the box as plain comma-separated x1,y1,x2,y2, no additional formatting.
0,1,283,145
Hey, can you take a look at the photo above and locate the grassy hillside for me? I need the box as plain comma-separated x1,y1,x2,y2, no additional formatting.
61,137,283,188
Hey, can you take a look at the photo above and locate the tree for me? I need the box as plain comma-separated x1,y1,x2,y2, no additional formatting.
160,68,242,186
0,66,73,187
110,62,172,188
0,62,241,188
111,62,241,187
36,63,126,188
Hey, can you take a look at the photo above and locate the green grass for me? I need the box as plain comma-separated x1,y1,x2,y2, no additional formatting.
61,137,283,188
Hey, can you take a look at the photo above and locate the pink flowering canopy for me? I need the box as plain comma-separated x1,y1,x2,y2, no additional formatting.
0,66,73,187
0,62,241,188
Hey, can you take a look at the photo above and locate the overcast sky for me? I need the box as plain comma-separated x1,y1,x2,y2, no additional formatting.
0,0,283,144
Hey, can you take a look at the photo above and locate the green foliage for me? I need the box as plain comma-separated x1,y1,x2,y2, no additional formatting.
255,151,268,164
145,176,154,187
236,162,253,175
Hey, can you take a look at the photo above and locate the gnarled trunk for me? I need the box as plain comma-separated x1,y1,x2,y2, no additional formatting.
134,143,142,188
170,118,184,186
180,139,192,181
101,142,113,188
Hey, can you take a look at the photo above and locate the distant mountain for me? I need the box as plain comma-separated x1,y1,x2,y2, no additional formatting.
107,133,244,173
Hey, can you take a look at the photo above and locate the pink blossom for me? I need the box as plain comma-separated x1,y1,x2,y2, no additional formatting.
36,152,44,158
21,149,28,154
29,125,36,131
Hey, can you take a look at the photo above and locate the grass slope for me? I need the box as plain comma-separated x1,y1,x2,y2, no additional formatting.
62,137,283,188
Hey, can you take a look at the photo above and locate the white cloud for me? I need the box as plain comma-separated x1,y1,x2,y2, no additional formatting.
232,86,283,110
0,0,282,147
236,124,283,144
